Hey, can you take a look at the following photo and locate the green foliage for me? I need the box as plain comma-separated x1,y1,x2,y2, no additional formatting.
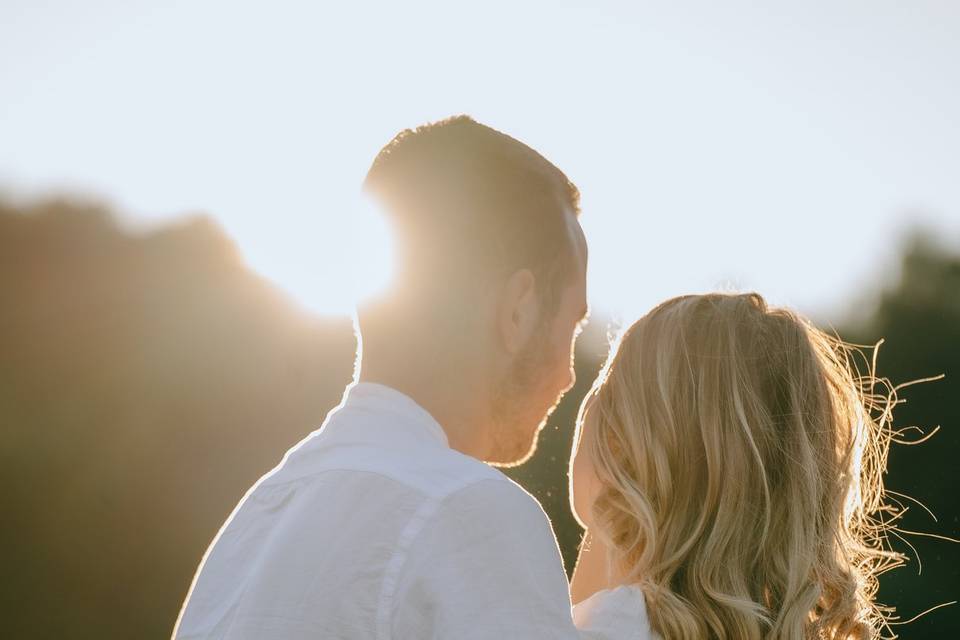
1,200,956,637
0,199,356,638
843,230,960,636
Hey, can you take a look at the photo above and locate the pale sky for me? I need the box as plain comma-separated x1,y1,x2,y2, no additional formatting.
2,0,958,323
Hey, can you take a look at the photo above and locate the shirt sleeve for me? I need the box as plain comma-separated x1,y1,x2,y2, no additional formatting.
389,478,583,640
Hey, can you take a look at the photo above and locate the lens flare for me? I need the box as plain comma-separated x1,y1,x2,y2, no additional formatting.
234,196,394,316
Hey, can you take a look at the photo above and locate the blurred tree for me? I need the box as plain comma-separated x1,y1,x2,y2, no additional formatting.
1,199,955,638
840,230,960,636
0,199,356,638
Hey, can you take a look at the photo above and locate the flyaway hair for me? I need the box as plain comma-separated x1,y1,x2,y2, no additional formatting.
581,293,926,639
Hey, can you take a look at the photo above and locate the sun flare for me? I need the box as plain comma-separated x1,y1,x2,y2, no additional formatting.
234,196,394,316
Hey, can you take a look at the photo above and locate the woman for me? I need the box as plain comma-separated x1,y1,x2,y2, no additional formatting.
568,293,903,639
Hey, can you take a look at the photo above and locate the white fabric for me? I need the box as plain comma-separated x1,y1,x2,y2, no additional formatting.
173,381,582,639
573,584,660,640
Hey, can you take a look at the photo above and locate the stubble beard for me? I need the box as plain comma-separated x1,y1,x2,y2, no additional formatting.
487,328,564,468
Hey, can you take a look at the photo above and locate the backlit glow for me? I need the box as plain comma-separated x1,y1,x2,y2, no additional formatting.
232,196,394,316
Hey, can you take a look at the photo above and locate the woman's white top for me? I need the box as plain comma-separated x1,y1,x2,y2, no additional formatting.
573,584,661,640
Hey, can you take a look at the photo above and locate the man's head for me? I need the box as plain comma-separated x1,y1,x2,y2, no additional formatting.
359,115,588,466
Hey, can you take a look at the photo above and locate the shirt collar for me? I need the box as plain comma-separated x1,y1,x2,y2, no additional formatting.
341,381,450,448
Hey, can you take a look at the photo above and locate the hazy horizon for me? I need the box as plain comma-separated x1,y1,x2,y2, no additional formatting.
3,0,959,323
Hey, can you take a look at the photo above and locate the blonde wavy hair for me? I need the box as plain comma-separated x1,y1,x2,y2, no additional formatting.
580,293,910,639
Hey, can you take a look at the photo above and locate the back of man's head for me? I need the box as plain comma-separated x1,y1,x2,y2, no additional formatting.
360,115,581,335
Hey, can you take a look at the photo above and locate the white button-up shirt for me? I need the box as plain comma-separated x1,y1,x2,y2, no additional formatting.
173,381,582,639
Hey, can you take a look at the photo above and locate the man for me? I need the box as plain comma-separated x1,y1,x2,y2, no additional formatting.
173,115,590,638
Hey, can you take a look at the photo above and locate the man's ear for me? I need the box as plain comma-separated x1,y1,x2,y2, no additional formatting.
497,268,539,355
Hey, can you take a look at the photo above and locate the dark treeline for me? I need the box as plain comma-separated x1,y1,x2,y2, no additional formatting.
2,198,957,638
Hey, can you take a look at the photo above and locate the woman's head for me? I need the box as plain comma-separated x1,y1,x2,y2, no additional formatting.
570,293,901,639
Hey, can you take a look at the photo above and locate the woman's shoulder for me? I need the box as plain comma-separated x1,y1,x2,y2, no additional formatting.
572,583,661,640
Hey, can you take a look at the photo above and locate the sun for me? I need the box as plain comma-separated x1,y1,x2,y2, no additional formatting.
233,195,394,317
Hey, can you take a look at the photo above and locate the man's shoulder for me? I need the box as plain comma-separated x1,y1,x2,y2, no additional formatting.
258,412,520,504
433,472,553,532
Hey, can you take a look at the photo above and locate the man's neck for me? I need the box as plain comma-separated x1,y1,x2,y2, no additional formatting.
356,364,492,460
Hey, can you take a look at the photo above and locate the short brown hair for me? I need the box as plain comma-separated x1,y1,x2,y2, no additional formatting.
363,115,581,319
